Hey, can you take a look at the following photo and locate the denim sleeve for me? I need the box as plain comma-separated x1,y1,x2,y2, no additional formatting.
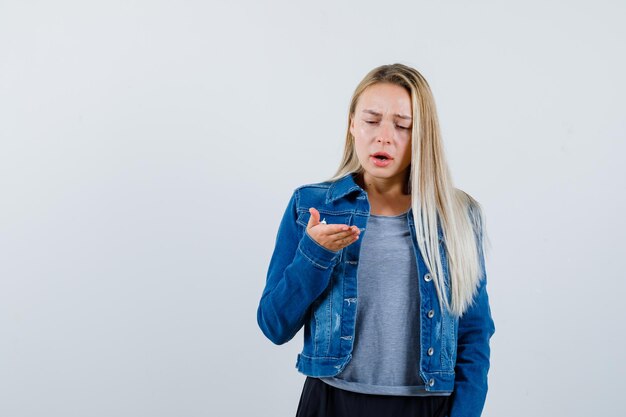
257,189,341,345
449,207,496,417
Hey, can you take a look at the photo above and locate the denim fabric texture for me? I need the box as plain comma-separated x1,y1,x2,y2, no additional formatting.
257,173,495,417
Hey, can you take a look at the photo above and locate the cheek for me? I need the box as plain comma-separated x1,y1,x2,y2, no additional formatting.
353,140,370,161
354,140,367,155
354,124,370,138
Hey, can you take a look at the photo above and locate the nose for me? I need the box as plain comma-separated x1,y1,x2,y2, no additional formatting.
376,127,393,143
376,122,393,144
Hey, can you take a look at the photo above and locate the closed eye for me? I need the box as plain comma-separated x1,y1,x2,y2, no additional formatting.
364,120,410,130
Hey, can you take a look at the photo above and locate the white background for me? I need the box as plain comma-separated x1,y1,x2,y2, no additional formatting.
1,1,624,416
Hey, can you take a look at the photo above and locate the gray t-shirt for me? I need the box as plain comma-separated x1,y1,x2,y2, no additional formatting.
320,210,439,396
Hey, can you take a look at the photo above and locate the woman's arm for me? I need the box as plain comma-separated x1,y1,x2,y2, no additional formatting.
449,200,496,417
257,189,341,345
448,274,495,417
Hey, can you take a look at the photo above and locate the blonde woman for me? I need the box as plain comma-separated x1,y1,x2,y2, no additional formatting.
257,63,495,417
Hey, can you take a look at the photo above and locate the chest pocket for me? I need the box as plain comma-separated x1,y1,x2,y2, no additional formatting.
296,209,352,230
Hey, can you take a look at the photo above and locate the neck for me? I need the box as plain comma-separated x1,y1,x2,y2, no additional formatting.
357,170,410,197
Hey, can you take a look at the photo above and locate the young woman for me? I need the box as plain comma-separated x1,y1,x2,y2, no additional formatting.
257,63,495,417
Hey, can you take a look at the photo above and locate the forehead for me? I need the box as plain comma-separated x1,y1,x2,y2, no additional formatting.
356,82,412,113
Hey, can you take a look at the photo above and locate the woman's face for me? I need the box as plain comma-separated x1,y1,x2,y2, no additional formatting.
350,82,413,185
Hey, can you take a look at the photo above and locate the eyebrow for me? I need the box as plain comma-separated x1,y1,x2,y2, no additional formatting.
362,109,412,120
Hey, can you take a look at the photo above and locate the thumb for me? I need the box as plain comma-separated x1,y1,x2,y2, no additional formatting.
307,207,320,230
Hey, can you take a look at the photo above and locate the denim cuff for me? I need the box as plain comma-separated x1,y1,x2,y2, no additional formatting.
298,229,341,269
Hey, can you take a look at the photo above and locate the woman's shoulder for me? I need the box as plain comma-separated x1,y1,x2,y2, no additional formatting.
294,180,334,192
291,179,336,208
292,173,352,197
454,187,482,209
453,188,485,232
288,174,355,211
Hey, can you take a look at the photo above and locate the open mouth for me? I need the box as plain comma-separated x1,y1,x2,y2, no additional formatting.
371,152,393,160
370,153,393,167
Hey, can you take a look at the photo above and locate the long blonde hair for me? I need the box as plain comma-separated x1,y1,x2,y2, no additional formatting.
327,63,487,317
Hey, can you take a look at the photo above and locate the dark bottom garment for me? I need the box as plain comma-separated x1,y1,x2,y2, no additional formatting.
295,377,452,417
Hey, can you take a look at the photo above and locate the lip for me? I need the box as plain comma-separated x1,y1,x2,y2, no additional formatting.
371,151,393,160
370,155,393,167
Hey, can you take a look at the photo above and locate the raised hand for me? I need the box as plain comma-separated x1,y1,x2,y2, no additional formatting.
306,207,360,252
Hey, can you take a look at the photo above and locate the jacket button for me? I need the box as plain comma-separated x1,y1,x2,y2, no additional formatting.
424,273,432,282
427,309,434,319
428,378,435,387
427,347,434,356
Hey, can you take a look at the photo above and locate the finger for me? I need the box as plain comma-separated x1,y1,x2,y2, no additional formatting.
336,234,358,249
307,207,320,230
325,224,361,239
331,230,360,245
322,224,353,235
327,229,359,240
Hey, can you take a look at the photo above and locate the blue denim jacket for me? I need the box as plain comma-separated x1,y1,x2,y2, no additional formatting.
257,173,495,417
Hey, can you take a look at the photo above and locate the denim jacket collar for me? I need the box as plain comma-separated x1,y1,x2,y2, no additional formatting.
328,172,423,230
326,173,365,204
